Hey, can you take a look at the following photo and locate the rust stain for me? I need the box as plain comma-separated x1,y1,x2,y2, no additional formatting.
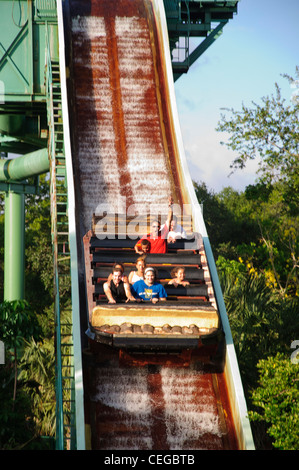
104,13,134,207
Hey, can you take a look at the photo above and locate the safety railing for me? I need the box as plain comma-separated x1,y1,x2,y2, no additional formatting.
45,25,76,450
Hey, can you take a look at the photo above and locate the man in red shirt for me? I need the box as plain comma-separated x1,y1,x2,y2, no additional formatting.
134,196,173,254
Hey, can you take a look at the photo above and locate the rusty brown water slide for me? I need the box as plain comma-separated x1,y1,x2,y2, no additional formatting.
67,0,183,234
63,0,240,450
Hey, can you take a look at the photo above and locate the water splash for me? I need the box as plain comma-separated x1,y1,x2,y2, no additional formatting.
92,366,154,449
161,366,223,449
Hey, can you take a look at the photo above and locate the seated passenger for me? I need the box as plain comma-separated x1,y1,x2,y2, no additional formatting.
128,256,146,284
134,195,173,254
107,262,128,285
131,267,167,303
104,268,135,304
166,215,187,243
168,267,190,287
134,238,150,255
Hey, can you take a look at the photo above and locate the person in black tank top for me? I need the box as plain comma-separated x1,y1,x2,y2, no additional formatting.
104,268,135,303
110,278,127,302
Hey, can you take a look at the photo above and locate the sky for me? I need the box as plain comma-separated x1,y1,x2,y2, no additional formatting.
174,0,299,193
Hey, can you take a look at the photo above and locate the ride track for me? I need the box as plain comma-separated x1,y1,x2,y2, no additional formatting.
57,0,254,450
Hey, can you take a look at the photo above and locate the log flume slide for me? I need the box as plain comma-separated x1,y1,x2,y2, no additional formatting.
58,0,254,450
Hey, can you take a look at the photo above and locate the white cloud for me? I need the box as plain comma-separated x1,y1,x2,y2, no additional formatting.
180,124,259,193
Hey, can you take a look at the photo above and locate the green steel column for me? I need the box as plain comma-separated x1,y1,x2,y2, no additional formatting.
4,191,25,301
1,148,49,302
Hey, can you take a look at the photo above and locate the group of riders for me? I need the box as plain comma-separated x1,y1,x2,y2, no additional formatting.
104,196,189,304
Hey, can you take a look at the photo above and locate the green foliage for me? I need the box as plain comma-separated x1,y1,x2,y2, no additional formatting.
246,183,299,296
0,302,57,448
217,256,299,372
249,354,299,450
25,175,54,308
218,270,276,386
0,337,56,449
0,365,37,449
0,175,57,448
216,68,299,210
0,300,50,449
215,67,299,296
0,299,42,401
19,338,56,437
194,182,260,254
213,162,299,448
0,300,42,349
217,258,299,449
195,177,299,295
216,255,246,280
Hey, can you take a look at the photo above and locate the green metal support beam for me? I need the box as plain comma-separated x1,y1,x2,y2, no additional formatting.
0,148,49,300
188,21,227,63
0,0,58,101
163,0,239,80
173,20,227,81
0,148,49,181
4,190,25,300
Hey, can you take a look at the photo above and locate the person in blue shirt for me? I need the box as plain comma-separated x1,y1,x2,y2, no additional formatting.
131,267,167,303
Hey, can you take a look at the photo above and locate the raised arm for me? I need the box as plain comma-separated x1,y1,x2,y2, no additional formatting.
165,195,174,229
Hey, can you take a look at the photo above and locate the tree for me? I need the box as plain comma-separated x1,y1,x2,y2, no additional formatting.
25,175,54,310
249,353,299,450
0,177,58,448
216,68,299,296
19,337,56,437
216,67,299,211
216,256,299,449
217,257,299,379
193,182,260,257
217,264,279,388
0,300,46,449
0,300,42,404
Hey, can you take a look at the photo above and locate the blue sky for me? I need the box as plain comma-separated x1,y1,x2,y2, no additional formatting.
174,0,299,193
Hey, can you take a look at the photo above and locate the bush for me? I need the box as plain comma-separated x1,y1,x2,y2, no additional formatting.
249,353,299,450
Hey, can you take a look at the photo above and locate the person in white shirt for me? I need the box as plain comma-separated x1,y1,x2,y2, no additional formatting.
164,215,187,243
128,256,146,284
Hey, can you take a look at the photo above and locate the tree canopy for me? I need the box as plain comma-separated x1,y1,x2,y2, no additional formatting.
215,68,299,296
216,66,299,213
